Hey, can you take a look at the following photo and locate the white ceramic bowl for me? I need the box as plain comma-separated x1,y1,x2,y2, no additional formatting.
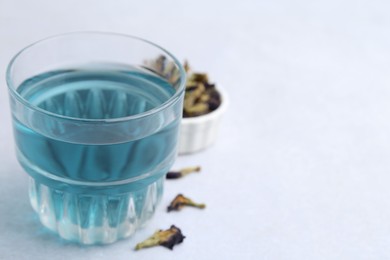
178,87,228,154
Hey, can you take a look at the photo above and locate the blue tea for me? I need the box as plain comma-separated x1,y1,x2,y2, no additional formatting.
12,65,182,243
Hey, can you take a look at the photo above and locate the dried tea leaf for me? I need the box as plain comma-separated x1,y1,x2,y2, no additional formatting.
167,194,206,212
135,225,185,250
166,166,201,179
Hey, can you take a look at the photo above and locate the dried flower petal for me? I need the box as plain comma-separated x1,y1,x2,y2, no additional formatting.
135,225,185,250
199,93,210,103
184,60,191,73
166,166,201,179
189,73,209,84
182,62,221,117
167,194,206,212
155,55,166,74
145,57,221,118
184,103,209,117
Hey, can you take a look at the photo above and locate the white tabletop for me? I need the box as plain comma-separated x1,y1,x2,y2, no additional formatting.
1,0,390,259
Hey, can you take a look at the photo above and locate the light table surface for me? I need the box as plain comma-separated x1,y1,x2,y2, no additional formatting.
1,0,390,259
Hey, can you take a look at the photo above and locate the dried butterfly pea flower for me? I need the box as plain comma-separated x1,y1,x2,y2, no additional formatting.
183,63,221,117
162,60,175,76
188,73,209,84
184,83,207,116
166,166,201,179
167,67,181,85
135,225,185,250
185,84,200,92
145,55,181,84
208,98,220,111
204,82,216,90
199,93,210,103
167,194,206,212
146,57,222,117
187,82,205,98
155,55,166,74
183,93,196,111
184,60,191,73
184,103,209,117
206,89,221,111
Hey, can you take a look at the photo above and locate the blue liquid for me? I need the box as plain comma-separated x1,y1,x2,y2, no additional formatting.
12,66,181,243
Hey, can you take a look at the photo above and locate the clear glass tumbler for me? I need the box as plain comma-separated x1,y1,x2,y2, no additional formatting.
6,32,185,244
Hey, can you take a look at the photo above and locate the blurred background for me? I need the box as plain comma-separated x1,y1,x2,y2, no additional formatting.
2,0,390,259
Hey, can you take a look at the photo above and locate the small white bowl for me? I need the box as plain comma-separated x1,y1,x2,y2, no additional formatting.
178,87,228,154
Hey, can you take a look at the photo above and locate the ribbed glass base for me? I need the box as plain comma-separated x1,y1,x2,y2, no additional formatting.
28,176,164,244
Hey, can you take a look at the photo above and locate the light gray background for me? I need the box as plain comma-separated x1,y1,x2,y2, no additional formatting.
1,0,390,259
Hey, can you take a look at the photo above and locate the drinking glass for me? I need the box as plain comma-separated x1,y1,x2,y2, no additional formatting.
6,32,185,244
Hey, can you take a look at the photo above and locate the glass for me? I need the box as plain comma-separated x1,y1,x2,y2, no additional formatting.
6,32,185,244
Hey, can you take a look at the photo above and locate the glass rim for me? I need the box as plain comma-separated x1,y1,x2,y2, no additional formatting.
6,31,186,123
